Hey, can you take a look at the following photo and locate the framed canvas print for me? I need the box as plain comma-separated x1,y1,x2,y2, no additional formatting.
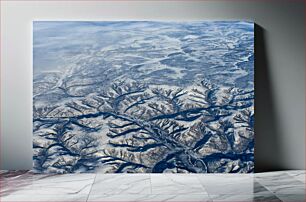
33,21,254,173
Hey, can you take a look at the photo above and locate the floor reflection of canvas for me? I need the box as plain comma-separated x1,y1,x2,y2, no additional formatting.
33,21,254,173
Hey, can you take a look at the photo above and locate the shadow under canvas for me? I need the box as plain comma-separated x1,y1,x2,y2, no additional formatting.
254,24,286,172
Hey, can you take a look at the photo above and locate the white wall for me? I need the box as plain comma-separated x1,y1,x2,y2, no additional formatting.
1,0,305,171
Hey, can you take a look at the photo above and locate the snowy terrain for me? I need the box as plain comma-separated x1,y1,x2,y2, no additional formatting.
33,21,254,173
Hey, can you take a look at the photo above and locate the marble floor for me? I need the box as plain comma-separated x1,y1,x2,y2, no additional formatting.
0,170,305,202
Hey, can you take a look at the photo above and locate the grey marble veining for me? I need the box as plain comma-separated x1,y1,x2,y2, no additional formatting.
252,194,282,202
90,174,151,195
1,172,95,196
1,171,45,196
286,170,306,183
210,194,282,202
275,194,306,202
198,174,255,195
0,170,305,202
88,194,212,202
255,173,305,195
253,181,270,194
1,194,88,202
150,174,208,195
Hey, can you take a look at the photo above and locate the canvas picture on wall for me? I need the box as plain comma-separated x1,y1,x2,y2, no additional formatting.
33,21,254,173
